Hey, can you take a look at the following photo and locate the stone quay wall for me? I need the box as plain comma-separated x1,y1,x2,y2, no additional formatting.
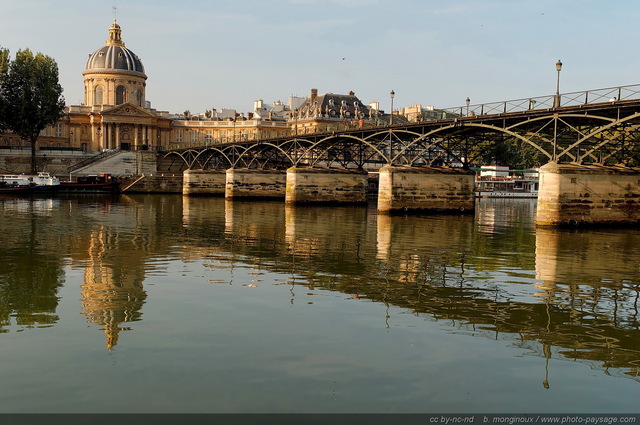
122,174,183,193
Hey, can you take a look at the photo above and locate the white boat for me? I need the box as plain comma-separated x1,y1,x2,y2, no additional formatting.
0,172,61,193
475,166,539,198
0,174,33,193
29,172,61,187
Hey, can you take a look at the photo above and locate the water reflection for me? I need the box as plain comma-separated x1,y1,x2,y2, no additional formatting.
80,225,147,350
0,198,64,332
535,227,640,381
0,194,639,384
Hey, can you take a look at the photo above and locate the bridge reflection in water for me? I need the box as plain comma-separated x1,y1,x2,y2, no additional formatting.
0,195,638,387
182,197,640,384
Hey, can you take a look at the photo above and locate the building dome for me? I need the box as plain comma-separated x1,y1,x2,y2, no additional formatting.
84,20,146,77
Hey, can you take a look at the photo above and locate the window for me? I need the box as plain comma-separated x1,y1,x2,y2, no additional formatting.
94,86,104,105
175,129,183,143
205,131,212,144
190,130,198,143
55,124,63,138
136,89,143,107
116,86,126,105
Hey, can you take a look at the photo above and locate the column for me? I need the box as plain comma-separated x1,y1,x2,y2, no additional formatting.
104,124,114,149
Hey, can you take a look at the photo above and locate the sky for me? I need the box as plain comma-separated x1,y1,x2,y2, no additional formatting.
2,0,640,115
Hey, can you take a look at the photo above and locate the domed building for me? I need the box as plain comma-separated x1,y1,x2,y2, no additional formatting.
83,20,147,108
64,19,172,153
0,19,356,173
60,19,289,156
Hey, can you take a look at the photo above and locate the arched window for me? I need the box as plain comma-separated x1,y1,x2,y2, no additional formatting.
94,86,104,105
116,85,126,105
136,89,143,107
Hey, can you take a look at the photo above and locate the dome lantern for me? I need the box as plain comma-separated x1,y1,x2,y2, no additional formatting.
106,20,124,46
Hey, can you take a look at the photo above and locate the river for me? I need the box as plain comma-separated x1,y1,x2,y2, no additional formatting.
0,194,638,413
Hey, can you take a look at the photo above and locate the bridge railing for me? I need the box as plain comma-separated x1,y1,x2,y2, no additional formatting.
442,83,640,117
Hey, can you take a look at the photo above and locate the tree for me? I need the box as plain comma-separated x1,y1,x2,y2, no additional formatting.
0,48,65,173
0,46,10,134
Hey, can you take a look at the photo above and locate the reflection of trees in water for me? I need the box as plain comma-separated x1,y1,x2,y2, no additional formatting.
182,198,640,382
2,194,638,378
0,203,64,332
0,195,176,347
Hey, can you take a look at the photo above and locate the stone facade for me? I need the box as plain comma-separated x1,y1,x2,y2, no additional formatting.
1,23,379,157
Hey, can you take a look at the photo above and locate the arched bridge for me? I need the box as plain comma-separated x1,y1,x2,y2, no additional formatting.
159,84,640,172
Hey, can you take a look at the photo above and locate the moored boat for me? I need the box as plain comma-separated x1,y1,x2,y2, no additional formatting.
0,182,33,194
28,172,61,192
475,165,539,198
1,172,61,192
0,174,34,194
59,174,120,193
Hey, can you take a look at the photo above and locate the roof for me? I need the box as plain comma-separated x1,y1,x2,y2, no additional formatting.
84,21,146,78
294,92,372,120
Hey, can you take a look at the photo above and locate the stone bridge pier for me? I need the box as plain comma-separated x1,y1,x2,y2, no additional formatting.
377,166,475,214
536,163,640,226
183,166,477,214
285,167,368,204
225,168,286,200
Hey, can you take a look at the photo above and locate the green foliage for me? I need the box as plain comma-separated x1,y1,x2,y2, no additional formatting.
0,46,10,133
469,136,548,169
0,48,65,173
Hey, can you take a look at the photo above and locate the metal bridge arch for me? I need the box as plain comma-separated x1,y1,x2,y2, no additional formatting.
159,90,640,172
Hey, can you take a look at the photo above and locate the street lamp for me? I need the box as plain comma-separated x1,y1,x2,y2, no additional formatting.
389,90,395,125
466,97,470,116
553,60,562,161
554,59,562,108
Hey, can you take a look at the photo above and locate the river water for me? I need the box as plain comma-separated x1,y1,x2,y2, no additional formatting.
0,194,638,413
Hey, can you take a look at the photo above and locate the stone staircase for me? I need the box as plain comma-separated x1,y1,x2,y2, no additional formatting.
71,151,157,176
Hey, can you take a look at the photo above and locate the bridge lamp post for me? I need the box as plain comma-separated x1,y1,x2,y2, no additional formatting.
553,60,562,161
389,90,395,125
466,97,470,116
554,60,562,108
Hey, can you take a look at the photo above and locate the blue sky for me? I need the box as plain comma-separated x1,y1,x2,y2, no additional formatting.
2,0,639,114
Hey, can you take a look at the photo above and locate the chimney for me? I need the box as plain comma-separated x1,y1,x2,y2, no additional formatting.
310,88,318,103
